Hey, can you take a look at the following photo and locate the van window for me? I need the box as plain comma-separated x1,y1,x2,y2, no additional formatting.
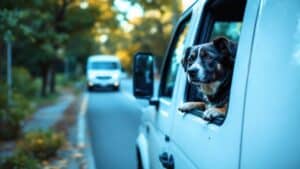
90,62,118,70
160,14,191,98
185,0,246,125
210,22,242,41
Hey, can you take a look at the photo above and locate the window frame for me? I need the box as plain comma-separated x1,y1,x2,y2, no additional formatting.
159,10,192,98
184,0,246,122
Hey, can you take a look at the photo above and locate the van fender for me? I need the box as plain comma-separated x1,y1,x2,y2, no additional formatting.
136,130,150,169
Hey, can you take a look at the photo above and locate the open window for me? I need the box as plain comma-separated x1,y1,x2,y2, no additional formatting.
160,12,191,98
184,0,246,125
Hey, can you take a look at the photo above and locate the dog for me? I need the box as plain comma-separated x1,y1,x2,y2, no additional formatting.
178,36,237,122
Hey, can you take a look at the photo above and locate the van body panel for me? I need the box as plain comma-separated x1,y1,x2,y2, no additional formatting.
147,97,174,169
136,128,150,169
135,0,300,168
169,0,260,168
143,5,195,169
241,0,300,168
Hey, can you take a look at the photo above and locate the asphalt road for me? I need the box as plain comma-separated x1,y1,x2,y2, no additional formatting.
86,78,146,169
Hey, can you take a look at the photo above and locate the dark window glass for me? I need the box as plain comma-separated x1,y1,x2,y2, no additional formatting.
91,62,118,70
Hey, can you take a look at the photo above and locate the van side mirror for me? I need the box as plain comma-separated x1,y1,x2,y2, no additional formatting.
133,52,154,99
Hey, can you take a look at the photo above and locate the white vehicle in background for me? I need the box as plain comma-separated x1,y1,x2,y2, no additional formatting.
86,55,122,91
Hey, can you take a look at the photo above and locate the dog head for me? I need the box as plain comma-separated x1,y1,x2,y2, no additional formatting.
182,37,237,86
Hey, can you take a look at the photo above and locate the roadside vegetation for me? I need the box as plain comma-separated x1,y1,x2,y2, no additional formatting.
18,130,65,160
1,151,41,169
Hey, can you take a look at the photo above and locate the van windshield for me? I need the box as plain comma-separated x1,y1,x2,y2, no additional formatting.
90,62,118,70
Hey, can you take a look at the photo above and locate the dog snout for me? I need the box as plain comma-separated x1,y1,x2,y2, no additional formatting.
187,68,198,77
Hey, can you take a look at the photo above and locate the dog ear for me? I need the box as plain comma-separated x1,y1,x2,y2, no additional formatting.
213,36,230,54
181,46,192,72
213,36,237,62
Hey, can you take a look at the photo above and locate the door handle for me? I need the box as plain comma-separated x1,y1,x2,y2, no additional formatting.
159,152,174,169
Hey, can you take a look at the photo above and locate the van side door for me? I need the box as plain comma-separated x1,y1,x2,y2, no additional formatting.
168,0,260,168
147,8,193,169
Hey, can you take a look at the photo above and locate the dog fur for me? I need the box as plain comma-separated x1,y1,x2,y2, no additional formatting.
178,37,237,122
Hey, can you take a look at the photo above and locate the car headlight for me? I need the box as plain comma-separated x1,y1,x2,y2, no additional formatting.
112,73,119,79
88,73,96,79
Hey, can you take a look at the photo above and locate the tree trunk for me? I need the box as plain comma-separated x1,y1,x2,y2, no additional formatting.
0,42,2,82
49,64,56,93
6,41,12,106
64,58,69,80
41,64,49,97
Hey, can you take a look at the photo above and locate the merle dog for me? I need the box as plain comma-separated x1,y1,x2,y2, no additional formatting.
178,37,237,122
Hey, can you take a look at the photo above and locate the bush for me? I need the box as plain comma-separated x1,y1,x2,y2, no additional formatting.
0,68,36,140
0,84,33,140
12,67,39,98
0,83,8,108
18,130,65,160
0,109,21,140
0,151,41,169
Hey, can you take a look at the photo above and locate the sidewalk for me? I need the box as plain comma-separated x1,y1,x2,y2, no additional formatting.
22,93,75,133
0,91,95,169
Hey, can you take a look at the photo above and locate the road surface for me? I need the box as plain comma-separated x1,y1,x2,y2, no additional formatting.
86,78,147,169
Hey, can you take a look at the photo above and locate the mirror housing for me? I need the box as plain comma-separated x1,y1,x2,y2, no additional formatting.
133,52,154,99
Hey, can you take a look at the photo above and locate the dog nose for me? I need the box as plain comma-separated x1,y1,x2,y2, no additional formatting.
187,68,198,77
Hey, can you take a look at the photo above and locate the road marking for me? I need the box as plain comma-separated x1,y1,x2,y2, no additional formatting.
76,92,96,169
77,93,89,148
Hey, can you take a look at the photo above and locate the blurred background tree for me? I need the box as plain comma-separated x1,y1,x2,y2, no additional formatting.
100,0,183,72
0,0,118,96
0,0,184,97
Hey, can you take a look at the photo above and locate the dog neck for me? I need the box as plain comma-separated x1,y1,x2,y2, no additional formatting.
198,81,222,96
199,72,232,108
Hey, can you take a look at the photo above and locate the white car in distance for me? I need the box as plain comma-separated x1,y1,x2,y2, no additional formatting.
86,55,122,91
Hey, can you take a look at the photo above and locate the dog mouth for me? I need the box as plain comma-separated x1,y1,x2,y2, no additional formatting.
189,77,211,84
190,79,202,85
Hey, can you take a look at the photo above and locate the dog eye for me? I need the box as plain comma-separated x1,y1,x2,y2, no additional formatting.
190,53,196,59
188,53,196,62
201,51,207,57
187,57,193,63
202,52,213,60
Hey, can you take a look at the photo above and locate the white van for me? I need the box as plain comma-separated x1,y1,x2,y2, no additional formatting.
133,0,300,169
86,55,122,91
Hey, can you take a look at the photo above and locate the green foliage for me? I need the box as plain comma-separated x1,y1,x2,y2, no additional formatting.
0,84,8,108
12,67,39,98
65,31,100,63
0,9,32,42
0,109,21,140
0,151,41,169
64,5,100,33
0,0,118,83
0,68,36,140
18,130,65,160
2,94,30,123
0,92,31,140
